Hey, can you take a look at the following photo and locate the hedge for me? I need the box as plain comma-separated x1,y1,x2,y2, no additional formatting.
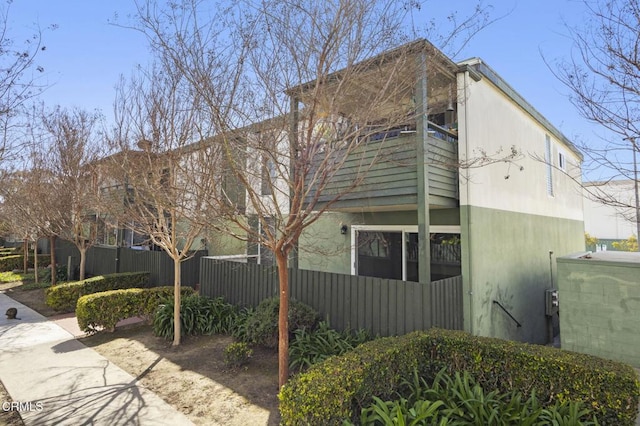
0,254,49,272
45,272,151,312
77,286,196,333
279,329,640,425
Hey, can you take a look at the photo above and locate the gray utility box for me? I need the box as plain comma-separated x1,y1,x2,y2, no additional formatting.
545,288,558,316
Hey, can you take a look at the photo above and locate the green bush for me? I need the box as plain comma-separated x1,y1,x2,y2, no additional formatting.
76,286,195,333
28,254,50,267
42,264,68,283
289,321,371,372
351,368,598,425
0,254,50,272
240,296,319,348
0,255,22,272
279,329,639,426
223,342,253,368
45,272,151,312
230,306,255,342
153,294,238,340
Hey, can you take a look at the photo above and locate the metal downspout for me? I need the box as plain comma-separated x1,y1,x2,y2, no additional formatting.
463,70,474,335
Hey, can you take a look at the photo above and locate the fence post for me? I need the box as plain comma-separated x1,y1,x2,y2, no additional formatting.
66,256,72,281
115,247,121,273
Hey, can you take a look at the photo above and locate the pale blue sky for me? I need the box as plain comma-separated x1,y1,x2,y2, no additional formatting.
10,1,598,155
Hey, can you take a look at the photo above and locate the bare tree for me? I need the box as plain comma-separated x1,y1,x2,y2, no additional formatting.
126,0,492,386
0,170,41,274
106,63,224,346
38,106,105,280
0,3,54,165
554,0,640,247
0,157,59,282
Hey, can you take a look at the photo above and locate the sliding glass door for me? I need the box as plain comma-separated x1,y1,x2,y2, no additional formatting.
353,226,460,282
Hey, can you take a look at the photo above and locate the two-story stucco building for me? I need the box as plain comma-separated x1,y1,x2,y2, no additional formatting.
278,40,585,345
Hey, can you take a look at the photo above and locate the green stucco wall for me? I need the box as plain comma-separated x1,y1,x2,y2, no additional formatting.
460,205,584,344
205,223,247,257
557,254,640,368
298,209,459,274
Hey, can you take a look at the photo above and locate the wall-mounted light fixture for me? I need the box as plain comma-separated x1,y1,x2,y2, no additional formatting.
340,224,348,235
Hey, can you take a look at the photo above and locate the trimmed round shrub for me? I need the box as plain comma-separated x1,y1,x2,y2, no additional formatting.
0,255,23,272
0,253,48,272
279,329,640,425
46,272,151,312
76,285,195,333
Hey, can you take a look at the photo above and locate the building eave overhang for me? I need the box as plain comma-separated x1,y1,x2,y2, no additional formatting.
457,57,583,162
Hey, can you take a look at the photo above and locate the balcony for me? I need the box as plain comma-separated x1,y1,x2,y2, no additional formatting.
305,121,459,211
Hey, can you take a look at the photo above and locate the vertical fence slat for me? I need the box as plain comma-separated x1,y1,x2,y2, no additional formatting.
197,258,463,336
52,242,204,288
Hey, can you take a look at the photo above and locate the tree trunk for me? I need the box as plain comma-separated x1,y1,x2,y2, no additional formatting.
33,239,38,284
172,257,182,346
50,235,57,286
79,247,87,281
22,239,28,273
276,251,289,388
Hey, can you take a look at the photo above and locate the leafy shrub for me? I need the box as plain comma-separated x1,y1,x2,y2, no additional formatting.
153,294,237,340
76,286,195,333
289,321,370,372
42,264,68,283
612,235,639,251
45,272,150,312
0,270,26,283
19,280,52,290
351,368,598,425
0,254,49,272
279,329,639,425
29,253,54,266
240,296,319,348
230,306,255,342
0,255,22,272
224,342,253,368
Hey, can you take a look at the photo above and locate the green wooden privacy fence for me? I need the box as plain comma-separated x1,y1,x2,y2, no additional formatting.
199,258,463,337
53,239,205,287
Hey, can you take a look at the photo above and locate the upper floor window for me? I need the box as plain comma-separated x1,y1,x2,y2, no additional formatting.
558,151,566,171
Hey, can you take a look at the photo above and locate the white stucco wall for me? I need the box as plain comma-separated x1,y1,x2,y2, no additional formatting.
244,130,290,216
583,180,637,239
456,62,583,221
455,60,586,344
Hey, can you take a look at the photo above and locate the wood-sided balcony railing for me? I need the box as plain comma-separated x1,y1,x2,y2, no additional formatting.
304,121,459,211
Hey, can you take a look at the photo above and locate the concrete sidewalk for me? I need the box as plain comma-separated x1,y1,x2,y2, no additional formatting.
0,293,193,426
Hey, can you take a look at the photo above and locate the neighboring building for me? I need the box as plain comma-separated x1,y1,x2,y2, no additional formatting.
583,179,638,249
290,40,584,344
89,150,156,249
557,251,640,368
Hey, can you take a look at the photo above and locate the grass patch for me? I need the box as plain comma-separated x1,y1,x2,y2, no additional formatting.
0,271,26,282
0,270,50,285
20,281,53,290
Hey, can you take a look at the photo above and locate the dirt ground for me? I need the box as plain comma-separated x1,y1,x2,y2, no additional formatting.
0,281,281,426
